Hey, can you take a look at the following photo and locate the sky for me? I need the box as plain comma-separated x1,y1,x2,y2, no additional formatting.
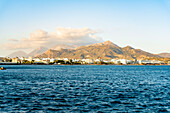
0,0,170,56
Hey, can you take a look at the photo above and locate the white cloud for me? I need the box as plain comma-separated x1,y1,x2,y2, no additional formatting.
2,27,103,50
8,39,19,42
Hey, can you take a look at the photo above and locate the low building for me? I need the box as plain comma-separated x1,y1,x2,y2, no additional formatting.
19,57,25,61
72,59,81,64
103,60,109,64
81,59,86,64
85,59,94,64
50,59,55,63
12,58,20,63
111,59,120,64
119,59,127,65
126,60,134,64
25,57,33,62
42,60,50,64
34,58,41,62
168,61,170,65
19,57,25,63
95,59,103,64
150,60,161,64
138,60,151,64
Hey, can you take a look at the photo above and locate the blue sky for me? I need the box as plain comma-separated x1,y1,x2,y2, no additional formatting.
0,0,170,56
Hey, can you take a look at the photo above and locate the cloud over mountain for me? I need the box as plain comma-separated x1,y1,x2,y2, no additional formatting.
2,27,103,50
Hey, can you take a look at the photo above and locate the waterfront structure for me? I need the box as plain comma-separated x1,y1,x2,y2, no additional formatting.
150,60,162,64
12,58,20,63
95,59,103,64
34,58,41,62
81,59,94,64
42,58,50,64
19,57,25,63
168,61,170,65
0,56,168,65
138,60,151,64
103,60,110,64
111,59,120,64
25,57,33,62
50,58,55,63
119,59,127,65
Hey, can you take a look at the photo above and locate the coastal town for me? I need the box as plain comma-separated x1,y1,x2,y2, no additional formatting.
0,56,170,65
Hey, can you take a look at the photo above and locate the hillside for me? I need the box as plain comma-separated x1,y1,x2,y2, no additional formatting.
157,53,170,58
7,51,28,58
37,41,160,60
8,46,48,58
28,46,48,57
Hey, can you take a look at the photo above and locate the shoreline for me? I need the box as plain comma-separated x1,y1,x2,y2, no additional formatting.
0,62,169,66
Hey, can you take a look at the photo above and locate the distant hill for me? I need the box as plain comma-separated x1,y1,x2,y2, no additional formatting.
157,53,170,58
37,41,160,60
7,46,48,58
28,46,48,57
7,51,28,58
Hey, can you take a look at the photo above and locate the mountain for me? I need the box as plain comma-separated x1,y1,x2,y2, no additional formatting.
157,53,170,58
7,51,28,58
51,44,78,50
37,40,160,60
28,46,48,57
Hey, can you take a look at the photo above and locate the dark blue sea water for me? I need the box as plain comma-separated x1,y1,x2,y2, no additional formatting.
0,65,169,112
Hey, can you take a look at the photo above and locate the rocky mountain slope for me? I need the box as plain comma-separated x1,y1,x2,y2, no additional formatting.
37,41,160,60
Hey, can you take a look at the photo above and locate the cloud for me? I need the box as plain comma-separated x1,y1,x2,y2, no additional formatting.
2,27,103,50
8,39,19,42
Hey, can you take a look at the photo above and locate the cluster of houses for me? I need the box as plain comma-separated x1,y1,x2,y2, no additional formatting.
0,56,169,65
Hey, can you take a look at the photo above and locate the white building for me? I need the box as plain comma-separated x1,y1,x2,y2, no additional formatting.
50,58,55,63
119,59,127,65
126,60,134,64
12,58,20,63
103,60,109,63
95,59,103,64
150,60,161,64
138,60,151,64
34,58,41,62
19,57,25,61
111,59,120,64
42,58,50,64
81,59,94,64
42,58,50,61
85,59,94,64
25,57,33,62
19,57,26,63
111,59,134,64
63,58,69,61
72,59,81,63
168,61,170,65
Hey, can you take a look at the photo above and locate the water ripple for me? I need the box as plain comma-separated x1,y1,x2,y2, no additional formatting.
0,65,169,112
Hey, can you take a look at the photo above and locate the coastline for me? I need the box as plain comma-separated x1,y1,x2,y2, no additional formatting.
0,63,169,66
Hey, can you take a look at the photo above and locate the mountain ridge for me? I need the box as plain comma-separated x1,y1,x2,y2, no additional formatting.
37,41,160,60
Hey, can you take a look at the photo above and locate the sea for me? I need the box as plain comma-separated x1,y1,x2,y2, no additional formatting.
0,65,169,112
